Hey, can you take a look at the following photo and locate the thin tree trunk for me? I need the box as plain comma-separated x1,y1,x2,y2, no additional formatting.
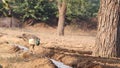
57,0,66,36
93,0,120,57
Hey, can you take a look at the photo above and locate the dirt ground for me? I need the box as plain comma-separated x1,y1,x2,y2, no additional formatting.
0,24,96,51
0,25,120,68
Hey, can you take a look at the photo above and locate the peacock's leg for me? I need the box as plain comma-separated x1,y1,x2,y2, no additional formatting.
29,44,34,53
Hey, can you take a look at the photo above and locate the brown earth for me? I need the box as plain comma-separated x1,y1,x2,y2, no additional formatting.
0,25,120,68
1,58,57,68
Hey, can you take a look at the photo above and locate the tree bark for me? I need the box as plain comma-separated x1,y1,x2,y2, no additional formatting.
93,0,120,57
57,0,66,36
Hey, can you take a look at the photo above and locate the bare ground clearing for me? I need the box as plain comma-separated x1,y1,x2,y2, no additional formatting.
0,26,119,68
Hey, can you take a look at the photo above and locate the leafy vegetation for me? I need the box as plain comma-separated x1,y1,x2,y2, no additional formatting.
10,0,57,22
66,0,99,21
0,0,99,22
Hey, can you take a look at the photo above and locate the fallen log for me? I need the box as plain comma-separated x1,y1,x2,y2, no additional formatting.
42,46,120,65
42,46,92,55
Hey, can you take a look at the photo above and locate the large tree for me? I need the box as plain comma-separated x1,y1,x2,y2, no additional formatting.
57,0,66,36
93,0,120,57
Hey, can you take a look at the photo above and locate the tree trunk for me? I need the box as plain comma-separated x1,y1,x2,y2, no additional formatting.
57,0,66,36
93,0,120,57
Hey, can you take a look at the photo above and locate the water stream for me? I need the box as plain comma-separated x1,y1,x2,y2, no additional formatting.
50,59,72,68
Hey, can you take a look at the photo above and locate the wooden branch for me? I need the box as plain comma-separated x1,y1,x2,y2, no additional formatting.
57,0,61,10
43,46,92,55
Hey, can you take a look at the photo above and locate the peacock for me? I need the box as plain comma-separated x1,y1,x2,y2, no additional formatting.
18,33,40,53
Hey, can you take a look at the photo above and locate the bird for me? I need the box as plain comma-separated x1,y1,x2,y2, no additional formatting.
18,33,40,53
